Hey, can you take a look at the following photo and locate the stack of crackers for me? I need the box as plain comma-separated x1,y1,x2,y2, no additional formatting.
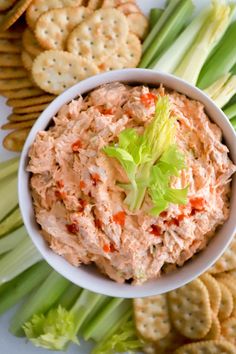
134,236,236,354
0,0,148,152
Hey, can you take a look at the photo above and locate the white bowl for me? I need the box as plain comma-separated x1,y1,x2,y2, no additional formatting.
18,69,236,298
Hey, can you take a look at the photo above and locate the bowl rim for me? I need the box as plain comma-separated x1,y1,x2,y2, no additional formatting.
18,68,236,298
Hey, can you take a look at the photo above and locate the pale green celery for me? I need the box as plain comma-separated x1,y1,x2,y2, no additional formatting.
0,237,42,285
0,261,51,316
81,296,111,333
0,225,27,255
224,103,236,119
22,289,103,350
204,73,231,98
230,117,236,129
0,157,19,183
10,270,70,337
0,173,18,222
198,21,236,89
140,0,194,68
149,8,164,29
175,1,235,85
213,75,236,108
151,8,208,73
0,207,23,238
84,299,131,342
56,283,82,309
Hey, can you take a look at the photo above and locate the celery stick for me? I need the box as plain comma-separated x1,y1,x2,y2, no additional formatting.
175,1,235,85
9,270,70,336
224,103,236,119
213,75,236,108
140,0,194,68
230,117,236,129
0,207,23,238
0,237,42,284
0,173,18,222
142,0,178,53
198,21,236,89
0,225,27,255
84,298,131,342
0,261,51,316
204,73,231,99
151,8,208,73
81,295,111,332
0,158,19,183
149,8,163,29
57,283,82,309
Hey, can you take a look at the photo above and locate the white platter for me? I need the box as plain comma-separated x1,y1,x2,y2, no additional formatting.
0,0,226,353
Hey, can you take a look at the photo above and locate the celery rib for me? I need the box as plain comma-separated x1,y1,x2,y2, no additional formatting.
0,157,19,183
224,103,236,119
0,225,27,255
0,207,23,238
149,8,164,29
0,173,18,223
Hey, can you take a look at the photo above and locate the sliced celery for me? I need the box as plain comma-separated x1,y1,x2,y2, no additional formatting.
175,1,235,85
0,225,27,255
204,73,231,99
151,8,208,72
9,270,70,336
224,103,236,119
213,75,236,108
140,0,194,68
56,283,82,309
0,207,23,238
81,295,111,332
0,261,51,316
0,173,18,222
149,8,164,29
0,237,42,285
198,21,236,89
0,158,19,183
230,117,236,129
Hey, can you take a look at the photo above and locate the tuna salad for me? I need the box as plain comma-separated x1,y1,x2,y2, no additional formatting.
28,82,236,284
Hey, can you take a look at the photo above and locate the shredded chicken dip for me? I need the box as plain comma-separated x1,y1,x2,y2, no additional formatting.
28,82,236,284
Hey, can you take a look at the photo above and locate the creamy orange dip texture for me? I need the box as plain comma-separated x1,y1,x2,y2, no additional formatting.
28,83,236,284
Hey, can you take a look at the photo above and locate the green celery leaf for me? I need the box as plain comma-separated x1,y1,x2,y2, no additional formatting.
103,146,136,180
165,186,188,204
159,144,186,176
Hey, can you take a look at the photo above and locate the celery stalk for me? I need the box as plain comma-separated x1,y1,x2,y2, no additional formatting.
0,237,42,284
81,296,111,332
213,75,236,108
204,73,231,99
151,8,208,72
230,117,236,129
140,0,194,68
0,207,23,238
0,261,51,316
175,1,235,85
0,158,19,183
56,283,82,309
224,103,236,119
0,225,27,255
198,21,236,89
10,270,70,336
149,8,164,29
0,173,18,222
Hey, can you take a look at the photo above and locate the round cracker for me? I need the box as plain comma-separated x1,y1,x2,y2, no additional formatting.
154,327,188,354
87,0,103,9
13,102,49,114
168,278,212,339
204,314,221,340
127,12,149,41
0,0,33,31
218,282,234,321
222,317,236,345
67,8,129,62
22,28,42,56
0,39,21,53
200,273,221,315
2,87,44,99
3,128,30,152
26,0,83,30
209,237,236,274
7,94,55,107
0,78,33,90
174,340,236,354
8,113,40,121
32,50,99,94
97,33,141,71
21,50,35,71
102,0,135,7
0,29,23,39
1,119,36,130
143,343,156,354
117,2,141,15
217,275,236,317
134,294,171,342
0,67,28,79
0,54,22,67
35,6,92,50
0,0,17,11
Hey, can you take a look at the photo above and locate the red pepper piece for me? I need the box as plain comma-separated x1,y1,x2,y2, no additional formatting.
140,93,157,107
166,218,179,227
160,211,168,218
95,218,103,229
72,139,82,152
150,224,162,236
91,173,100,186
56,180,64,188
113,211,126,227
79,180,86,190
110,243,116,253
78,199,88,212
190,197,205,211
103,244,110,253
66,223,79,234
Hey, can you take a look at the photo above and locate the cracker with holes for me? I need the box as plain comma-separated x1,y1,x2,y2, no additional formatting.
174,340,236,354
35,6,92,50
168,278,212,339
117,2,140,15
3,128,31,152
0,0,33,31
133,294,171,342
218,282,233,321
102,0,135,7
217,275,236,317
67,8,129,63
87,0,103,9
154,327,188,354
222,317,236,345
32,50,99,94
200,273,221,315
22,28,43,56
209,237,236,274
21,50,35,71
0,54,22,67
204,314,221,340
127,12,149,40
0,39,22,53
26,0,83,30
97,33,141,71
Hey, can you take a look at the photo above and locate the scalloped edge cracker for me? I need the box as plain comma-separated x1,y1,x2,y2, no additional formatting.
0,67,28,79
174,340,236,354
1,119,36,130
209,237,236,274
1,87,44,99
127,12,149,40
7,94,55,107
222,317,236,345
8,113,40,121
0,0,33,31
3,128,31,152
200,273,221,315
22,28,42,56
218,282,233,321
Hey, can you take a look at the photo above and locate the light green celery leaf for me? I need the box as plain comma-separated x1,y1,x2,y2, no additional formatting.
103,146,136,180
165,186,188,204
159,144,186,176
23,306,79,351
